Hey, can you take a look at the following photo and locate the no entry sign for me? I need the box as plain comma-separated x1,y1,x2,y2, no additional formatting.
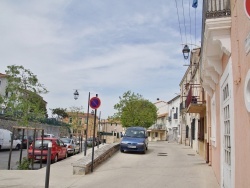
245,0,250,19
89,97,101,109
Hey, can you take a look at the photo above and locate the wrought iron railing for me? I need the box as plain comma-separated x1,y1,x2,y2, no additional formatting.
204,0,231,18
185,84,205,108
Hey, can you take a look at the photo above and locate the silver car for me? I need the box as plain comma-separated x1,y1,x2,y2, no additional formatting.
60,138,80,155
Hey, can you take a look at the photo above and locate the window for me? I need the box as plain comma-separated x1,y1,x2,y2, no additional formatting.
191,119,195,140
211,94,216,147
198,118,204,141
78,118,82,125
69,117,72,124
155,132,158,137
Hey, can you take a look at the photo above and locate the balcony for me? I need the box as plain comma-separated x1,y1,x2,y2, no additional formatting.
186,84,206,113
148,124,166,130
204,0,231,19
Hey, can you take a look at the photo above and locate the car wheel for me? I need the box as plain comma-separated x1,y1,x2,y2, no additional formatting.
120,149,124,153
53,155,58,163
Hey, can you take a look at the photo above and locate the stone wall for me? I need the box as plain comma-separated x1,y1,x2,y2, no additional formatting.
0,118,70,137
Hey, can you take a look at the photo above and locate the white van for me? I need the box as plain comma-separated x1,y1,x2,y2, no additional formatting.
0,129,21,150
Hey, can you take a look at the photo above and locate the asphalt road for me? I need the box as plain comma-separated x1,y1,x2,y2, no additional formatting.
70,142,220,188
0,142,220,188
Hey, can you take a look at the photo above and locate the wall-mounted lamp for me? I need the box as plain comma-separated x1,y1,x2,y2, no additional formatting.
74,90,79,100
182,44,190,60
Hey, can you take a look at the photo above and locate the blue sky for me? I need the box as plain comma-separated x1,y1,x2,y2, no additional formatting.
0,0,202,119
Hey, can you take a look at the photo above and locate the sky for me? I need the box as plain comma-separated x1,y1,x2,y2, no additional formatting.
0,0,203,119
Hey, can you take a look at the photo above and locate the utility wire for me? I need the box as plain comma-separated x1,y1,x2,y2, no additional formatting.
189,0,193,51
175,0,183,46
182,0,188,44
195,7,197,46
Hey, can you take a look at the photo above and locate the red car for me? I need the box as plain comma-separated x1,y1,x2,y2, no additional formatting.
28,137,67,163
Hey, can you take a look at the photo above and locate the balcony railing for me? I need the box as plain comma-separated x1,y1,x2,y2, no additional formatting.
186,84,206,113
204,0,231,19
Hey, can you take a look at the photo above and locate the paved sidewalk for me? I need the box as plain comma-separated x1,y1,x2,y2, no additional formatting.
0,142,219,188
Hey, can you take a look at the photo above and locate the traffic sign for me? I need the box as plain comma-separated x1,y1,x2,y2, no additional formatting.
245,0,250,19
89,97,101,109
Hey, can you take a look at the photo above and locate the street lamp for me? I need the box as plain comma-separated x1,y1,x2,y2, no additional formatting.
74,90,79,100
182,44,190,60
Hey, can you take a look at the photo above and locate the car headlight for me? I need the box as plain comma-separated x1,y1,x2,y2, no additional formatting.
120,141,127,144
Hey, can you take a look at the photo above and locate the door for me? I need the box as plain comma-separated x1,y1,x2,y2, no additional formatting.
222,82,232,188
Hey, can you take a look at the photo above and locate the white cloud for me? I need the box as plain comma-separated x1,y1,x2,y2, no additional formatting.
0,0,203,118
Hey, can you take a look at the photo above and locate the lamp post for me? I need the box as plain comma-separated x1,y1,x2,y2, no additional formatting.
84,92,91,156
91,94,98,173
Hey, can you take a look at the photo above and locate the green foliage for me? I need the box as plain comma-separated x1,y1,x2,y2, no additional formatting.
113,90,143,118
114,91,157,128
1,65,48,126
51,108,68,119
16,157,31,170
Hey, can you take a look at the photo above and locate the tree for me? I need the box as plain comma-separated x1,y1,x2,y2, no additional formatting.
113,90,143,118
114,91,157,128
0,65,48,125
51,108,68,120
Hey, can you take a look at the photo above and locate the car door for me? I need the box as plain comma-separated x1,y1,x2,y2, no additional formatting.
58,139,66,158
55,139,62,159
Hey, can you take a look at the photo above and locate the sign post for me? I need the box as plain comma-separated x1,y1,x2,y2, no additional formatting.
89,95,101,172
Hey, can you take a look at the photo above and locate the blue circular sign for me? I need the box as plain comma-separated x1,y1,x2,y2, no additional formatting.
89,97,101,109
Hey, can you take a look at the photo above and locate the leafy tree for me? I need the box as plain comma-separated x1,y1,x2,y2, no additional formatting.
114,91,157,128
51,108,68,120
113,90,143,118
0,65,48,125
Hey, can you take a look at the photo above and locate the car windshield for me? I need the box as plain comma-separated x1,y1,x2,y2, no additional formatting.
61,138,71,143
34,140,52,149
125,130,145,138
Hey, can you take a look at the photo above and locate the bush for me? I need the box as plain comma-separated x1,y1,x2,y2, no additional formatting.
17,157,31,170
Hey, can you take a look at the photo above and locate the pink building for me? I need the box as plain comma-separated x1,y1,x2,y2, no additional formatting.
201,0,250,187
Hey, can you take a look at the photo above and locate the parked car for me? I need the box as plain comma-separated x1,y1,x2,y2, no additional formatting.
60,138,80,156
86,137,98,147
42,133,55,138
18,135,33,149
120,126,148,154
28,137,67,163
0,129,21,150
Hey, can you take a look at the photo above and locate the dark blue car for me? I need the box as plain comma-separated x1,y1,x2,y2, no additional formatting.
120,126,148,154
